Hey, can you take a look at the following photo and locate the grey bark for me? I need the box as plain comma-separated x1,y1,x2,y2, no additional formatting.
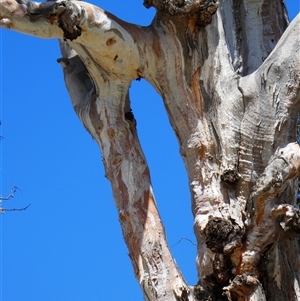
1,0,299,300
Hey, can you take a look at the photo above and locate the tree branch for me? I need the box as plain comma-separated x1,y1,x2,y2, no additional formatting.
251,143,300,204
2,0,300,299
220,0,289,75
239,14,300,112
0,186,30,213
58,35,194,301
240,143,300,274
237,15,300,182
1,203,31,213
0,185,21,201
0,0,140,79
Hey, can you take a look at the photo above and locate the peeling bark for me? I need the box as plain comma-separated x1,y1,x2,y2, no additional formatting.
1,0,299,300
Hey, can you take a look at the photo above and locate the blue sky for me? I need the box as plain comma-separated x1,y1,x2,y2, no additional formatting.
0,1,299,300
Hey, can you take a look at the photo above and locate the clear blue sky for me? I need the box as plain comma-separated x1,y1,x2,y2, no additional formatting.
0,1,299,300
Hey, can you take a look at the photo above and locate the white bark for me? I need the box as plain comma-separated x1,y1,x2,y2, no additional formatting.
1,0,299,300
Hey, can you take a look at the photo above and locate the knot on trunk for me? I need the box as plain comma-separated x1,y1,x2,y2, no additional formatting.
193,282,216,300
204,218,232,251
143,0,218,25
15,0,56,20
203,218,244,286
16,0,82,40
221,170,240,185
272,204,300,236
55,1,82,41
173,286,190,301
124,110,137,131
223,274,261,300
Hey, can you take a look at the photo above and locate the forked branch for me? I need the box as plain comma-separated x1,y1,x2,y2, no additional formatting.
1,0,300,300
0,185,20,201
0,186,31,213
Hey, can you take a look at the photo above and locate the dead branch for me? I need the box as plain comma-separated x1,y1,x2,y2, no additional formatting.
172,237,197,248
0,203,31,213
0,185,21,201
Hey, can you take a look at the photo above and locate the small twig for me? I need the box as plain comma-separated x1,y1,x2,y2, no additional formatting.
0,186,30,213
0,203,31,213
171,237,197,248
0,120,3,140
0,186,21,201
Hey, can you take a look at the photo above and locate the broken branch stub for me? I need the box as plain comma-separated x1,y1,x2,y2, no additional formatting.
54,1,83,40
1,0,300,299
251,143,300,205
143,0,218,25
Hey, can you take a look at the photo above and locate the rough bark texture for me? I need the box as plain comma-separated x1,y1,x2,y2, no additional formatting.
1,0,299,300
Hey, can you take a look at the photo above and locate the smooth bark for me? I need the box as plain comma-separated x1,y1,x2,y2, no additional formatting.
1,0,299,300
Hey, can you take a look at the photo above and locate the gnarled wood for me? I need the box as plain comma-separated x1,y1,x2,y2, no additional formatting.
1,0,299,300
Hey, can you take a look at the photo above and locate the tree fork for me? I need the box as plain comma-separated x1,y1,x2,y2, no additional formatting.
1,0,300,300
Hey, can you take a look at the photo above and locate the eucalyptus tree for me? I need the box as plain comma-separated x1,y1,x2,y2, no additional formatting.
1,0,299,300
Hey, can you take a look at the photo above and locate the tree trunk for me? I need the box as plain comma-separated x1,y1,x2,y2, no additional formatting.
1,0,299,300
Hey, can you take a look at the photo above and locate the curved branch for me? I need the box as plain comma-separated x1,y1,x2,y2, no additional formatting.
240,143,300,274
240,14,300,111
0,185,20,201
58,35,195,301
0,0,140,79
220,0,289,75
73,83,193,300
224,274,266,301
251,143,300,204
237,15,300,181
2,1,195,297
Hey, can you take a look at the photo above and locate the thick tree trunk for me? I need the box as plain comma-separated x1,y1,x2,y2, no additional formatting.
1,0,299,300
